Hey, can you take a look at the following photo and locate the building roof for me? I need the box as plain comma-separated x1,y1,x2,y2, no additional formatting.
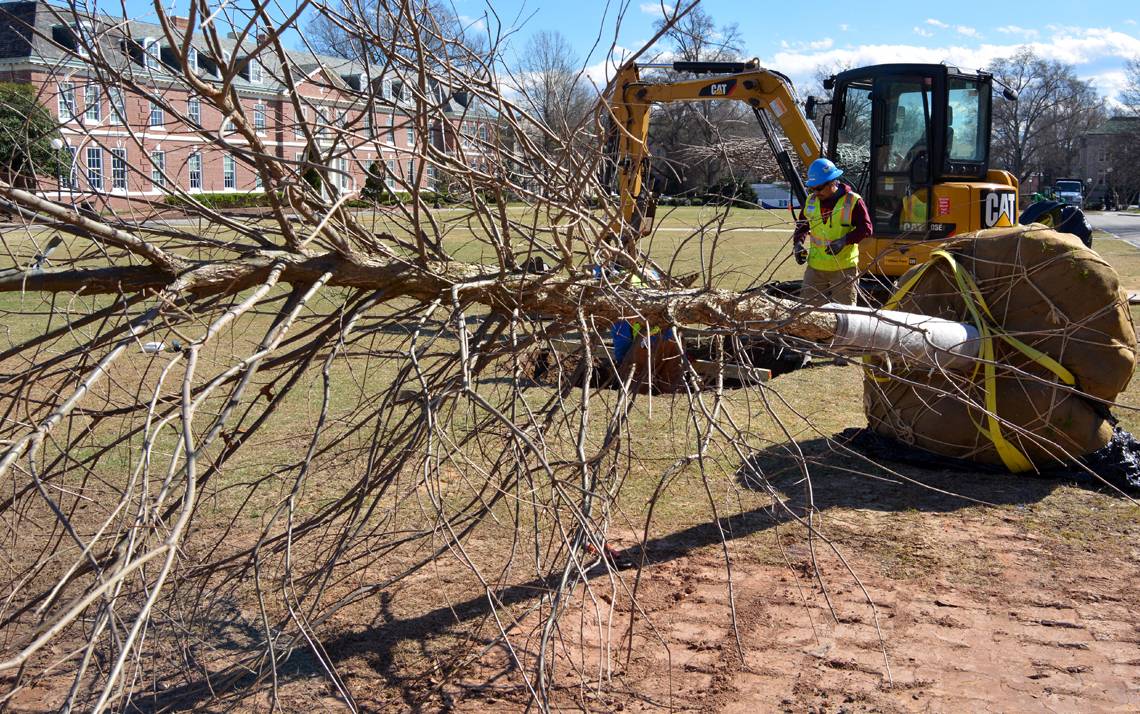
1088,116,1140,136
0,0,496,117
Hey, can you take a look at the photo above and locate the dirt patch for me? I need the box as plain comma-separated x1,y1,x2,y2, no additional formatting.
362,454,1139,713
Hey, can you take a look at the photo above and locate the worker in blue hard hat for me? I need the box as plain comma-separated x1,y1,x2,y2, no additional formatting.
791,158,873,305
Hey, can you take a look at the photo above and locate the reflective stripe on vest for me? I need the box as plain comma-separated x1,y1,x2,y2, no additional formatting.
805,190,861,271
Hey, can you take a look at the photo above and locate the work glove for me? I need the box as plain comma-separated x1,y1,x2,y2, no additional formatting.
824,237,847,256
793,241,807,265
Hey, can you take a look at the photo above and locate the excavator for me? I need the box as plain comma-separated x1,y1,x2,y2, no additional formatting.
605,59,1033,279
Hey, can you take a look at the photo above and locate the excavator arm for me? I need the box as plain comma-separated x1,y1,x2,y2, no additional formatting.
607,60,823,237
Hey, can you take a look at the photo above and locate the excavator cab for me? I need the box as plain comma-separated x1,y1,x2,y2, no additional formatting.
823,64,1017,275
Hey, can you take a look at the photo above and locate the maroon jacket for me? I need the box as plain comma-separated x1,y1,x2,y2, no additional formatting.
792,184,873,247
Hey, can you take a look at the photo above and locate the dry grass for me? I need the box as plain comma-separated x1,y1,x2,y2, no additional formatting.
3,209,1139,711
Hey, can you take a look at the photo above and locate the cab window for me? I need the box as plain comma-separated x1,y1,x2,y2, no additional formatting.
834,83,872,194
872,78,932,236
946,77,987,163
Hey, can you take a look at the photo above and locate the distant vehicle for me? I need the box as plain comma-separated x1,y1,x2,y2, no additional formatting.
750,183,801,209
1054,178,1084,208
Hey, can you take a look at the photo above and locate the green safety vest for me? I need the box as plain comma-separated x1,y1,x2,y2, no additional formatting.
805,190,861,271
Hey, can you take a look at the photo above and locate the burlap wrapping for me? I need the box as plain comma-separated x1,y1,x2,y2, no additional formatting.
864,225,1137,469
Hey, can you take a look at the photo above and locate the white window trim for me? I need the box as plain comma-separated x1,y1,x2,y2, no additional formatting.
188,151,202,191
84,84,101,123
58,81,75,121
150,149,165,188
149,100,165,130
108,88,125,126
86,146,103,191
143,37,160,70
223,154,237,191
111,147,127,192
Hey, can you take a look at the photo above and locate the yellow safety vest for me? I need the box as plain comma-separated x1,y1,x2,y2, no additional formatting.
805,190,861,271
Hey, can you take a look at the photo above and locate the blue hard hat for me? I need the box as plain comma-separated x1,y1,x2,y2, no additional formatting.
805,158,843,187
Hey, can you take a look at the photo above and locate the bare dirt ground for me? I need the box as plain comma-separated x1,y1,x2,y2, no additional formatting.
425,463,1140,713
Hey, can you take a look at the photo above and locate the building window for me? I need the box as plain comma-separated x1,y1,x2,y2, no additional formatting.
382,79,392,100
249,58,263,83
188,97,200,125
385,159,395,188
59,146,78,189
111,148,127,190
150,150,165,187
223,154,236,189
223,115,235,132
426,164,436,188
407,159,414,180
386,114,394,144
295,108,307,139
478,124,489,143
406,124,414,146
188,151,202,189
254,103,266,130
86,147,103,191
187,46,199,72
84,84,101,122
58,82,75,120
336,157,349,190
143,38,159,69
108,88,125,125
149,101,163,127
255,171,263,189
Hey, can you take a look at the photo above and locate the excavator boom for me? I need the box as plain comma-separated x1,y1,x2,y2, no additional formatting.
608,60,822,234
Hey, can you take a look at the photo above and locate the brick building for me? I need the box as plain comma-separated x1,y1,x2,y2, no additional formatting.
1079,116,1140,208
0,1,497,210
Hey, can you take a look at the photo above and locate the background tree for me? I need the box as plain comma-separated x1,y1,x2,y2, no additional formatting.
987,48,1103,184
0,82,67,189
513,31,593,150
1121,57,1140,115
647,6,754,194
1112,59,1140,205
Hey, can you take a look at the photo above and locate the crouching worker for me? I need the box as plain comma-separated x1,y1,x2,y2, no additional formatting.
611,319,685,394
792,158,872,306
596,261,685,393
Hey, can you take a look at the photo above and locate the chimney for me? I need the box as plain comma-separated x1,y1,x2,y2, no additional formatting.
171,16,191,31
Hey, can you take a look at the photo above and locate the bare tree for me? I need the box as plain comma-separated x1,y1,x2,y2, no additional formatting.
0,1,1134,711
1121,57,1140,115
988,48,1104,183
647,6,753,194
513,31,593,151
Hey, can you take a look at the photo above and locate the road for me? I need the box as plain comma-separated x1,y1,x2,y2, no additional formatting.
1089,211,1140,247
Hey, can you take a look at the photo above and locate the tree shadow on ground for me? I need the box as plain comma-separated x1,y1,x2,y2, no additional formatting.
138,431,1081,712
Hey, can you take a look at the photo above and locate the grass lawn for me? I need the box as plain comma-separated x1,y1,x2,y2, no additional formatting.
2,208,1139,711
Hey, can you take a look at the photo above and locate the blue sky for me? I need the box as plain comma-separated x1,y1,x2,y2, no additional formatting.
109,1,1140,105
461,0,1140,105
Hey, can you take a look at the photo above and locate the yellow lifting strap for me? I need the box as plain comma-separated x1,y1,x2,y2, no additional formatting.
868,249,1076,473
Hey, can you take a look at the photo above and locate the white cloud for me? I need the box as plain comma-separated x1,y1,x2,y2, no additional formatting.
760,27,1140,101
639,1,681,16
457,14,486,32
997,25,1039,39
839,23,850,32
1126,19,1137,25
913,26,933,38
782,37,834,51
956,26,980,38
1085,69,1128,97
926,18,949,29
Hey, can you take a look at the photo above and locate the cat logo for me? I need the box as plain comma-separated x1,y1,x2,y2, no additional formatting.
981,190,1016,228
698,79,736,98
